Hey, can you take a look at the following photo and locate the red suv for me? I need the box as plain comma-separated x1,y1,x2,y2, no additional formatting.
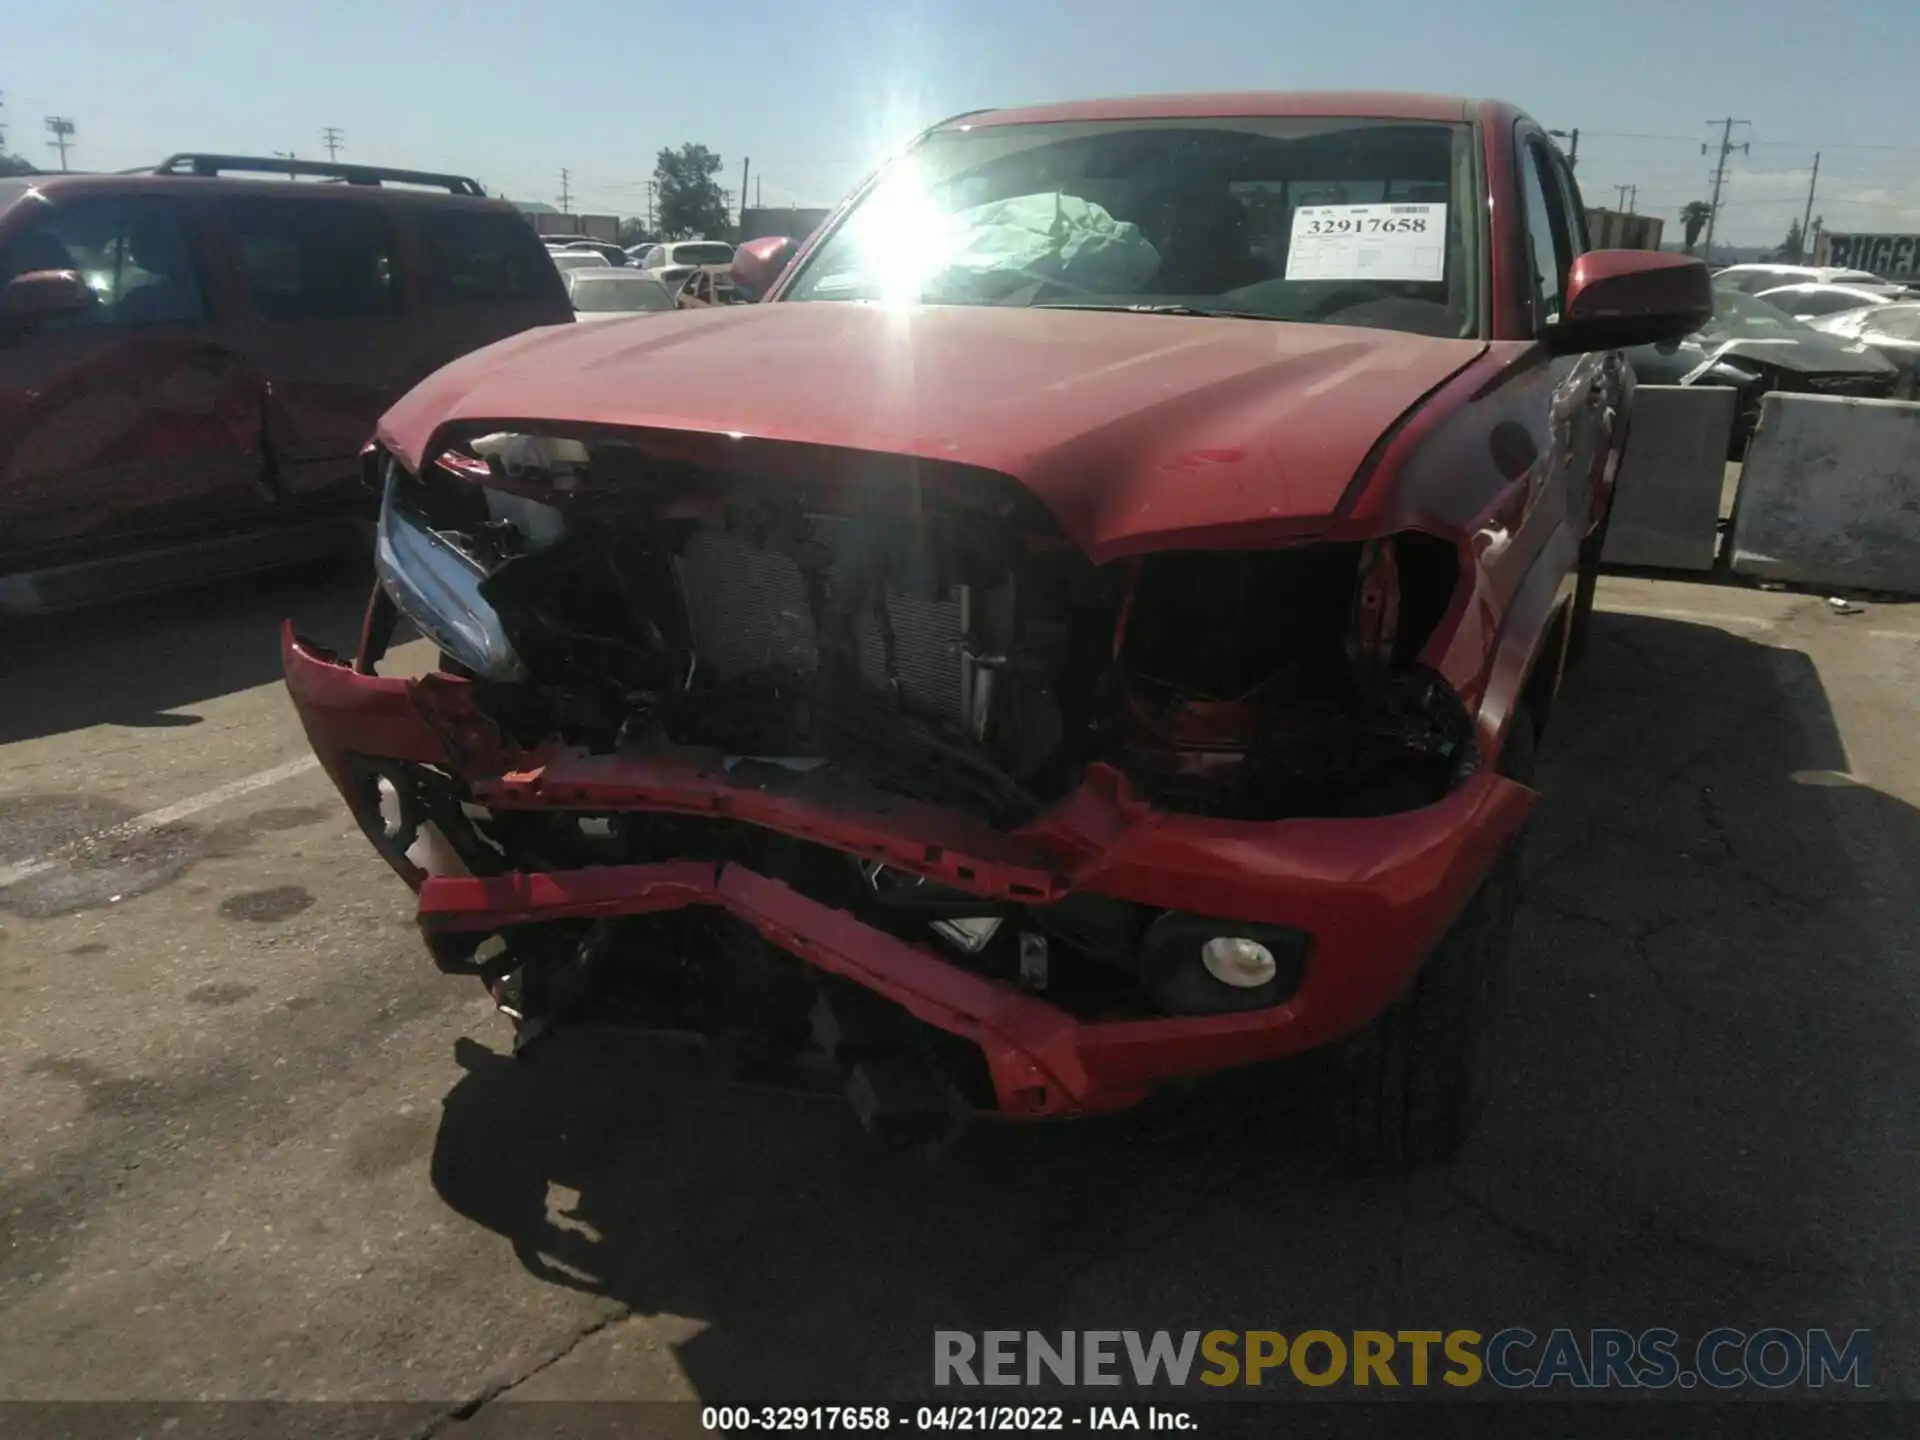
0,154,572,615
283,95,1708,1163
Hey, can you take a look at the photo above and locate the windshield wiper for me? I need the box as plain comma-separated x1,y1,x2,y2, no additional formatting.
1031,302,1280,320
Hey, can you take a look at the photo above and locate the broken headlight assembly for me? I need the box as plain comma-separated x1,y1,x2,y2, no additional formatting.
1110,532,1476,820
372,445,574,682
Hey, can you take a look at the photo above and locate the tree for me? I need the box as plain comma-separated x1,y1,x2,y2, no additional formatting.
653,143,730,241
1780,215,1806,264
0,152,35,177
617,216,652,247
1680,201,1712,254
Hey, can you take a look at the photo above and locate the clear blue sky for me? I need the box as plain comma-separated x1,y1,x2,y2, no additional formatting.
7,0,1919,246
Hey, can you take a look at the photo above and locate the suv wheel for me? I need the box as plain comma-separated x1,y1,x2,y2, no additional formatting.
1331,709,1534,1168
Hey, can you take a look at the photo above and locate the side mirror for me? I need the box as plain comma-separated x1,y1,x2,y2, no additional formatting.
1,269,94,326
1547,251,1712,355
731,236,796,301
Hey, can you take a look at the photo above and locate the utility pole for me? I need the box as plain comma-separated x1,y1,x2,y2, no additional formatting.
645,180,656,235
1615,184,1631,211
1799,152,1821,262
273,150,297,178
559,167,572,214
1549,128,1579,168
322,127,344,162
740,156,750,227
1700,117,1750,265
756,174,761,207
45,116,75,171
1625,185,1637,213
0,90,8,154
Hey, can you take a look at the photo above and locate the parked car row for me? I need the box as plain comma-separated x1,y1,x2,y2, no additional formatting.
542,235,742,317
1615,259,1916,456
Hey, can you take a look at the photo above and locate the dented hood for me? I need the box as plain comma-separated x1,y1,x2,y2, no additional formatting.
377,303,1485,561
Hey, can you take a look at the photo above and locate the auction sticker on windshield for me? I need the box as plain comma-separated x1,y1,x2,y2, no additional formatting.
1287,203,1447,283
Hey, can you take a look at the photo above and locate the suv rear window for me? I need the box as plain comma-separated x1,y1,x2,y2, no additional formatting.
672,242,735,266
226,198,399,319
421,210,552,303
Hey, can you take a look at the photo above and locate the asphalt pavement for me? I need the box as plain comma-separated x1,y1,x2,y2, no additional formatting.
1,561,1916,1425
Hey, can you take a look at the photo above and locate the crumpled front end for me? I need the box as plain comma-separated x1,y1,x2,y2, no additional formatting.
283,426,1534,1135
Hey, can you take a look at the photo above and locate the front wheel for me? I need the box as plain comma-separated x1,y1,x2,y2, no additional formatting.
1330,710,1533,1168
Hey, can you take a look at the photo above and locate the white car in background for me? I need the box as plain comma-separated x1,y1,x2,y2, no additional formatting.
563,268,678,322
1714,262,1902,297
1807,301,1920,398
549,250,614,277
631,239,736,290
1755,283,1899,321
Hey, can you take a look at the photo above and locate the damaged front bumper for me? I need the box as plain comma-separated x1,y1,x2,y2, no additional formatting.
284,623,1535,1120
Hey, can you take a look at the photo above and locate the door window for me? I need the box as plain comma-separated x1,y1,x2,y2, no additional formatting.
1518,137,1574,331
225,199,399,319
420,210,549,303
0,197,205,328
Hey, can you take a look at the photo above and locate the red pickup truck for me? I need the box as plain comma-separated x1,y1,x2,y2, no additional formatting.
283,94,1708,1164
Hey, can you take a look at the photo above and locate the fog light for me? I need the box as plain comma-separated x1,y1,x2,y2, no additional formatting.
1201,936,1277,989
1140,912,1310,1016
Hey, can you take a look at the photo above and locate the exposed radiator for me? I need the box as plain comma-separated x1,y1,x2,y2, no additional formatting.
672,528,965,725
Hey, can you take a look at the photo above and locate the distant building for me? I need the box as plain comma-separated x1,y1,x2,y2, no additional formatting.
1585,208,1664,251
516,206,622,244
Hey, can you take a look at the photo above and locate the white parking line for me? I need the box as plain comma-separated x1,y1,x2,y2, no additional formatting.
1595,605,1777,631
0,755,321,891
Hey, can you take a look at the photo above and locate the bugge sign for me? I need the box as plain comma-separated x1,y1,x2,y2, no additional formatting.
1823,233,1920,282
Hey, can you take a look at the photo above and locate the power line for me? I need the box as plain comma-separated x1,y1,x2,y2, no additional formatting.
44,116,75,171
322,126,344,162
1576,127,1920,155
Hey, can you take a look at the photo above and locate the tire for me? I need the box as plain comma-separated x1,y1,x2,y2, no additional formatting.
1331,709,1534,1169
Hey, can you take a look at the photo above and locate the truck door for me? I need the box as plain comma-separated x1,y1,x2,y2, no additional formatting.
0,192,267,569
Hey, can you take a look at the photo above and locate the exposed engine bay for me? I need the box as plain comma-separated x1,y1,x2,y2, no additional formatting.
381,429,1476,829
337,426,1500,1140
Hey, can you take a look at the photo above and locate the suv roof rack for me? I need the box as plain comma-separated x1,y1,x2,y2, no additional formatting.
151,154,487,197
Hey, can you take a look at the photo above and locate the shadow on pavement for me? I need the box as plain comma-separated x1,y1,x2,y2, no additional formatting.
428,610,1920,1400
0,559,376,744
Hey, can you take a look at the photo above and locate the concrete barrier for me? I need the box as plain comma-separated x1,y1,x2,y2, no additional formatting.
1602,384,1738,572
1729,393,1920,595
